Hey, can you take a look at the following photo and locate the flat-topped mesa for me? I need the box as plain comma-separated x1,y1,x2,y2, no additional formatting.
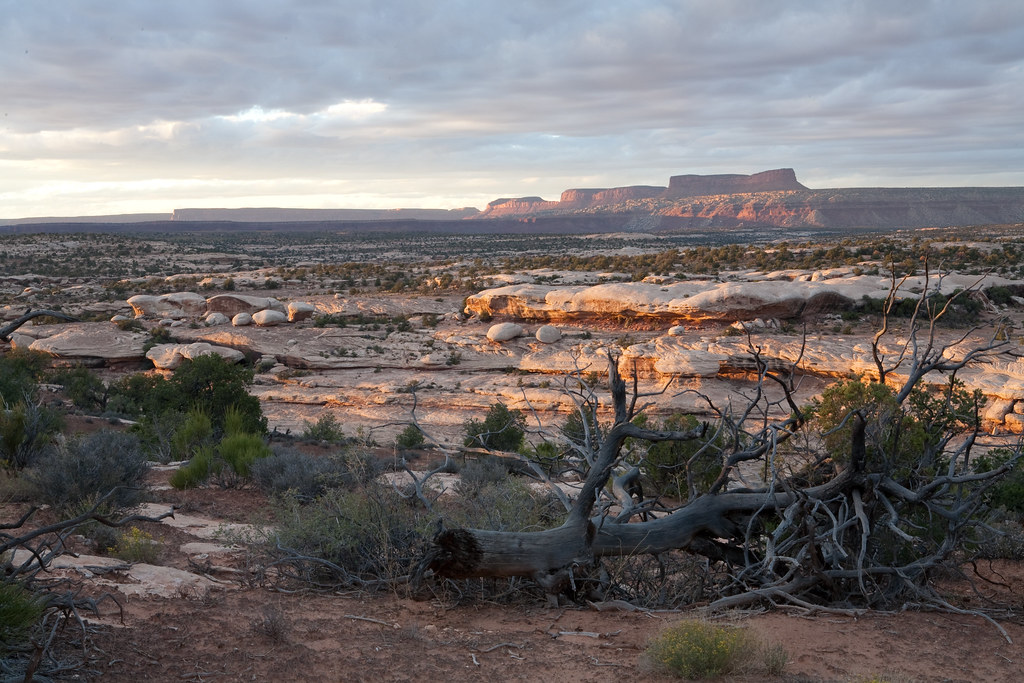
559,185,666,208
667,168,808,198
478,196,561,218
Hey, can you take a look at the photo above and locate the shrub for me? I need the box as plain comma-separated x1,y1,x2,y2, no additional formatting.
273,484,434,582
302,413,345,443
0,399,62,469
169,355,267,435
395,424,425,450
0,350,49,404
48,366,107,411
217,432,272,479
463,403,526,452
169,446,215,489
170,407,213,460
251,448,360,501
0,581,46,657
645,620,769,679
643,414,723,501
25,430,149,516
110,526,160,564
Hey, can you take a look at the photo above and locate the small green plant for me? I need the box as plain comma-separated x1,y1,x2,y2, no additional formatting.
110,526,160,564
395,424,426,450
645,620,768,679
463,403,526,452
0,581,46,656
302,413,345,443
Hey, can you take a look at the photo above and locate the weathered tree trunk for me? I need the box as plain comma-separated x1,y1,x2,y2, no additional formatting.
0,309,80,341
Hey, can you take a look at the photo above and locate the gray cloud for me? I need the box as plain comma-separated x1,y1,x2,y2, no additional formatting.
1,0,1023,217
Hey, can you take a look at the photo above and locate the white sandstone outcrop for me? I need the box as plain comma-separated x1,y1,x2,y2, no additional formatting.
146,342,245,370
28,323,147,364
206,294,286,317
127,292,208,319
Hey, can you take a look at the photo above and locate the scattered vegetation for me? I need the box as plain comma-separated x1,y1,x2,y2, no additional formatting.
645,620,785,679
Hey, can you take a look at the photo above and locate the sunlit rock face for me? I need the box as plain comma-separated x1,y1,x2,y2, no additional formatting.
206,294,285,317
466,281,857,324
147,342,246,370
127,292,207,319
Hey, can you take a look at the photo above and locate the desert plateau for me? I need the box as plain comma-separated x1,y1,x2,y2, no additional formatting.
3,217,1024,682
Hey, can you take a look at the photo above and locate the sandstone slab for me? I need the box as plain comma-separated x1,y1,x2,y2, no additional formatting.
29,323,147,364
206,294,285,317
127,292,207,319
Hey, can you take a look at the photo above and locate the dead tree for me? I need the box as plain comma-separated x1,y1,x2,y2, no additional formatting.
415,277,1021,619
0,309,79,342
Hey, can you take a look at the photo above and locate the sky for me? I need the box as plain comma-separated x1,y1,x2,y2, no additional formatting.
1,0,1023,219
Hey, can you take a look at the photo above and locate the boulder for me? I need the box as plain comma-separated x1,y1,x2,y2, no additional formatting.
983,399,1015,423
287,301,316,323
252,309,288,327
206,294,286,317
8,333,35,350
1005,413,1024,435
204,312,230,327
487,322,523,342
110,314,130,323
535,325,561,344
668,325,686,336
29,323,147,365
127,292,207,319
147,342,246,370
232,312,253,326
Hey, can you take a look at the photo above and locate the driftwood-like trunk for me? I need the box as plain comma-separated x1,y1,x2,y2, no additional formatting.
0,309,79,341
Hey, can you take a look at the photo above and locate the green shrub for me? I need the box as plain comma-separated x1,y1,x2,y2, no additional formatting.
0,399,62,469
463,403,526,452
0,581,47,656
302,413,345,443
642,414,722,500
395,424,425,450
170,407,213,460
645,621,764,679
169,446,215,489
48,366,108,411
25,430,148,515
217,432,272,478
975,448,1024,514
0,350,49,404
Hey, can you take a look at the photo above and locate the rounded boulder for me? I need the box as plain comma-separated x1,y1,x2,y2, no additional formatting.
535,325,561,344
486,322,523,342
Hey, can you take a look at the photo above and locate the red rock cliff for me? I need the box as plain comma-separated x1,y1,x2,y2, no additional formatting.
667,168,807,197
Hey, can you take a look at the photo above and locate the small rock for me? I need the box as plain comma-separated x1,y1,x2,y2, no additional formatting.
535,325,561,344
668,325,686,336
110,314,130,323
487,322,523,342
158,318,175,327
205,312,230,327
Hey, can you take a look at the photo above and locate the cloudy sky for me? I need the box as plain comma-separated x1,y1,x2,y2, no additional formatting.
2,0,1023,219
